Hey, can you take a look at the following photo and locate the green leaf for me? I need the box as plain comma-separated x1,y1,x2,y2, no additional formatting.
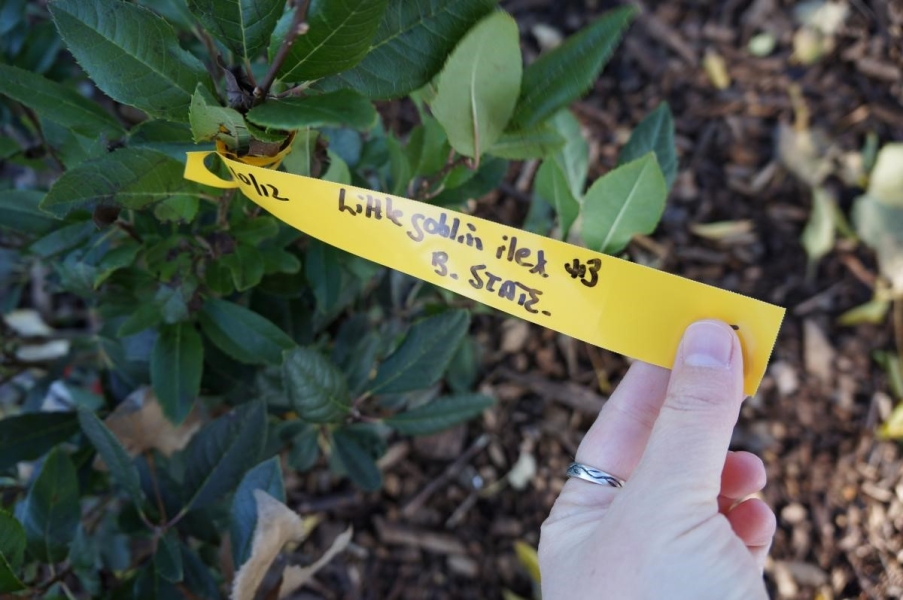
853,194,903,293
222,245,265,292
198,299,296,365
188,84,250,148
95,242,142,287
385,393,494,435
287,425,320,472
431,11,522,159
247,90,377,131
0,511,25,571
316,0,498,99
40,148,197,218
405,116,449,177
151,323,203,425
535,160,579,240
0,190,58,236
387,135,411,196
49,0,212,122
277,0,390,81
282,128,318,177
230,456,284,569
447,336,481,394
581,153,667,254
21,447,80,563
182,401,267,510
369,309,470,394
282,347,350,423
323,150,352,185
0,510,26,593
510,6,636,130
489,125,565,160
0,64,123,138
305,240,344,313
154,195,199,223
28,221,95,258
0,412,80,471
118,303,163,337
154,532,183,583
187,0,284,60
431,156,507,207
133,562,180,600
331,426,381,491
77,409,144,510
618,102,678,189
867,142,903,207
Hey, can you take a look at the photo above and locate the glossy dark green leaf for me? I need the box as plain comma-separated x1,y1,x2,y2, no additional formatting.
222,244,265,292
619,102,677,189
77,409,144,509
187,0,284,60
431,156,507,207
198,299,296,365
317,0,497,99
247,90,377,131
369,310,470,394
277,0,390,81
282,347,350,423
331,426,382,491
50,0,211,122
0,412,80,471
40,148,197,218
182,401,267,510
153,195,199,224
28,221,95,258
510,6,637,129
0,190,58,235
230,456,284,570
21,447,80,563
287,425,320,472
385,393,494,435
581,153,667,254
305,240,344,314
154,532,183,583
151,322,203,424
431,11,522,158
0,510,26,593
180,543,222,600
405,116,449,177
0,64,123,138
133,561,180,600
447,336,481,393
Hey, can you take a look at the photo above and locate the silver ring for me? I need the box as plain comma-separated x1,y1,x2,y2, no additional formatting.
566,462,626,488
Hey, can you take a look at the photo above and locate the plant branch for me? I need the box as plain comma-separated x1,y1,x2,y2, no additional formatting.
254,0,311,103
196,26,224,98
21,106,65,172
144,450,168,524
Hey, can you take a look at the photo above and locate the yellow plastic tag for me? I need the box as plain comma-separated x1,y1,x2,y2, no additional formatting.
185,151,785,395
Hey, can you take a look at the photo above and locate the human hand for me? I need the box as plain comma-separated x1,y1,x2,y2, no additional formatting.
539,320,775,600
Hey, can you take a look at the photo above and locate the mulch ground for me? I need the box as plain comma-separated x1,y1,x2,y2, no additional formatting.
288,1,903,598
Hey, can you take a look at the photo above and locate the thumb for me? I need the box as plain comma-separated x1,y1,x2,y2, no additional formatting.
632,320,745,501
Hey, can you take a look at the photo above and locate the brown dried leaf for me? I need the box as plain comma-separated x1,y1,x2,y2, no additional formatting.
277,526,353,599
690,220,755,242
702,49,731,90
231,490,319,600
103,387,201,457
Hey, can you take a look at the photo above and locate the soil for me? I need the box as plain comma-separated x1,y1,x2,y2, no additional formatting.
284,1,903,599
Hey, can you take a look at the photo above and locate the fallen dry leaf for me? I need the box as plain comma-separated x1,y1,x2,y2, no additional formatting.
803,320,835,385
689,220,755,242
103,387,202,457
702,49,731,89
3,309,52,337
277,526,353,599
866,143,903,207
231,490,319,600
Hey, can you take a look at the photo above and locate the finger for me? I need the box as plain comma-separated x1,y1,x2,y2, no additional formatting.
725,498,776,569
574,361,671,478
548,361,670,519
721,451,767,499
632,320,745,503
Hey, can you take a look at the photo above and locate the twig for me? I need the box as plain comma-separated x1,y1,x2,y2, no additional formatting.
196,27,224,98
401,434,490,518
254,0,311,103
145,451,168,524
21,106,65,172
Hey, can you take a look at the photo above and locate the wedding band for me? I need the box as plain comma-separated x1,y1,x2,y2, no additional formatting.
566,462,626,488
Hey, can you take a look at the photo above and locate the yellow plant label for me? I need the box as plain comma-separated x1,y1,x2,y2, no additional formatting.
184,151,785,395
